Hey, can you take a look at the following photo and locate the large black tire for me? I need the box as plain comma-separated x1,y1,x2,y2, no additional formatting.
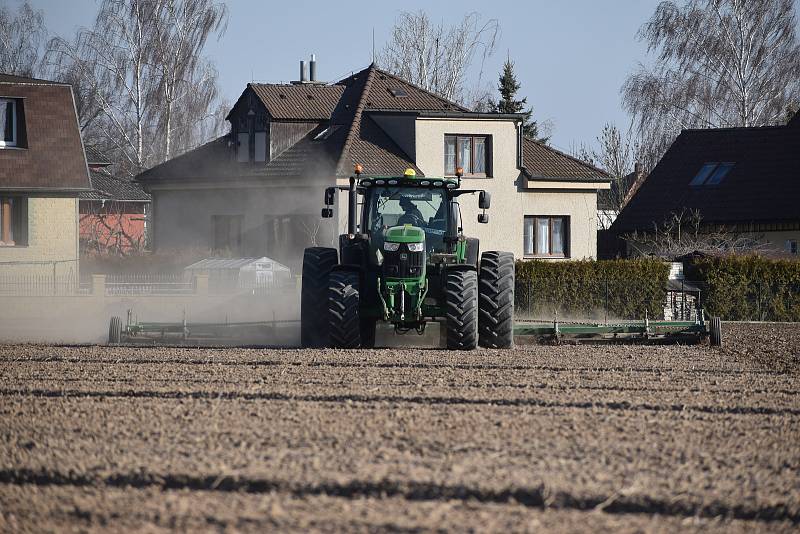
108,316,122,344
360,318,377,349
445,269,478,350
709,316,723,347
478,251,515,348
328,270,362,349
301,247,338,348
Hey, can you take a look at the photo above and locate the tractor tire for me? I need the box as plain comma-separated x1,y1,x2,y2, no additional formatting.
478,251,515,348
108,316,122,344
360,318,377,349
328,270,362,349
465,237,480,267
709,316,723,347
301,247,338,348
445,269,478,350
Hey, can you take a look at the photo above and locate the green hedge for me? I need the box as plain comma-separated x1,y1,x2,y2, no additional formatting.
687,255,800,321
514,259,669,320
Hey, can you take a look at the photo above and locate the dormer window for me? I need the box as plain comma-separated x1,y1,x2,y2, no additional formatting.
1,99,17,148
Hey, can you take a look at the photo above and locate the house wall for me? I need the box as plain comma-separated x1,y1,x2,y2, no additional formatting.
0,196,79,276
761,230,800,255
151,183,336,270
79,201,148,252
414,118,600,260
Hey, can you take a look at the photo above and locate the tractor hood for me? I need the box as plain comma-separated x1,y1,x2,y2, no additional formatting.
384,225,425,243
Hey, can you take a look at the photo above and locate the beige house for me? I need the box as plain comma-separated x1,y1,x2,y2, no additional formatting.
139,63,609,267
0,74,90,277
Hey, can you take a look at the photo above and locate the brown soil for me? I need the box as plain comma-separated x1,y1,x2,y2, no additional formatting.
1,322,798,532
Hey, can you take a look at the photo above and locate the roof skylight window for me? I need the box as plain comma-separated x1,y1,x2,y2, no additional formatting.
689,162,734,186
389,87,408,98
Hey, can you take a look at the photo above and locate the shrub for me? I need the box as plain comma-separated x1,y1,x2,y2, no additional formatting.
687,255,800,321
514,259,669,320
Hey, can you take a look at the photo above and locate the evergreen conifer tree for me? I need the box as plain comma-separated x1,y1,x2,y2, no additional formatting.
492,58,547,142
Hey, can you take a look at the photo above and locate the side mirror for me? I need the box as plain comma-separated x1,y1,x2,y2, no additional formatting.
321,208,333,218
478,213,489,224
479,191,491,209
324,187,336,206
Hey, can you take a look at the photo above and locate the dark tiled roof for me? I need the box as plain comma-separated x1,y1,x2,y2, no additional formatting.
139,64,597,184
522,137,609,181
611,116,800,233
84,146,111,166
0,73,70,85
0,75,91,191
249,83,344,120
82,168,150,201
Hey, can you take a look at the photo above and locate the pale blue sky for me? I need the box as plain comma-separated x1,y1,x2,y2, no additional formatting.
12,0,703,151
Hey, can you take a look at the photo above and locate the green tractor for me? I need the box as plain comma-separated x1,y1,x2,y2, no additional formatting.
301,165,514,350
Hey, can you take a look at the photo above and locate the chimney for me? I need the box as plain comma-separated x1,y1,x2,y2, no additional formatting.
309,54,317,82
299,60,307,83
634,161,642,177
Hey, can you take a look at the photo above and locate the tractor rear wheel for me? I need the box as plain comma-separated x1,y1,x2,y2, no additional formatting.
328,270,362,349
360,318,377,348
301,247,338,348
108,316,122,344
445,269,478,350
478,251,515,348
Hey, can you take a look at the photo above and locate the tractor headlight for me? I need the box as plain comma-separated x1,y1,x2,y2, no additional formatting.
407,242,424,252
383,242,400,252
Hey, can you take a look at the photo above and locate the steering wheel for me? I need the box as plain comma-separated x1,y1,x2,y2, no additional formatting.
398,212,425,227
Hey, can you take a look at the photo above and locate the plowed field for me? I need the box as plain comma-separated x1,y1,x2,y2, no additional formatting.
1,323,799,532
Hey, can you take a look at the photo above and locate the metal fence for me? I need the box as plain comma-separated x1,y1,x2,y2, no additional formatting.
103,274,195,296
0,273,85,296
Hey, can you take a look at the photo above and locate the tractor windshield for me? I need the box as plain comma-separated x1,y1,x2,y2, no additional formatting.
366,187,447,252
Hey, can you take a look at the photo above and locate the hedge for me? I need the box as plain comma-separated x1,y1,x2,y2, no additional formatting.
514,259,670,320
687,255,800,321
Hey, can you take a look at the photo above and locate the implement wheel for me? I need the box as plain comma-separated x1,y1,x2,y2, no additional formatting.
709,316,723,347
108,316,122,344
445,269,478,350
328,270,362,349
478,251,515,348
301,247,338,348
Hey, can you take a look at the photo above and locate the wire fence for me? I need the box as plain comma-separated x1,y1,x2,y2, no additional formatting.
0,273,86,296
103,274,195,296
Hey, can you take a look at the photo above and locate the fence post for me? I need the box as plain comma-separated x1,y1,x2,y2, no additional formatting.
91,274,106,298
194,274,209,296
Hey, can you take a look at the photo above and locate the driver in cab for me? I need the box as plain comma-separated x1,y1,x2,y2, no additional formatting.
398,196,425,227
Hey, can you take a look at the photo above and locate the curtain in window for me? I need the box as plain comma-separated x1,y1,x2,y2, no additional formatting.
523,218,534,256
444,137,456,174
474,137,486,174
458,137,472,174
0,101,12,143
536,217,549,255
551,218,564,255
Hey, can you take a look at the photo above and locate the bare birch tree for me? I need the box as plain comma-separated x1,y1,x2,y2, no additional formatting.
151,0,227,161
0,0,47,76
623,0,800,164
378,11,499,104
46,0,227,176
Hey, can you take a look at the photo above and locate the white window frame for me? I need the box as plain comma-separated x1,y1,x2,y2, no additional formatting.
0,99,17,148
523,215,569,258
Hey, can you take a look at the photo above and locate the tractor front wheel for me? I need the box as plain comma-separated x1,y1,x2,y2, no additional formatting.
445,269,478,350
301,247,338,348
329,270,362,349
478,251,515,348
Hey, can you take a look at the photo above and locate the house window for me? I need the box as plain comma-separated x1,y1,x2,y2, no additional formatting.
787,239,798,255
444,135,490,176
689,162,734,186
236,132,250,162
254,131,267,162
0,196,28,246
0,99,17,147
212,214,243,254
523,216,568,257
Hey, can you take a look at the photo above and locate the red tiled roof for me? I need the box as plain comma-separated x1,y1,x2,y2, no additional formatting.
522,137,608,181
